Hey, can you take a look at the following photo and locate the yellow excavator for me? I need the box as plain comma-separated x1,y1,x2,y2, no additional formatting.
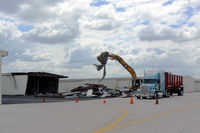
94,51,139,91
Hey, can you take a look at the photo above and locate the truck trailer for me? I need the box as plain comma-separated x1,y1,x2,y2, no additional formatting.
135,71,184,99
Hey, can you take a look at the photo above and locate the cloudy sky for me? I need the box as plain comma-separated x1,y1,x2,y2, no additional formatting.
0,0,200,79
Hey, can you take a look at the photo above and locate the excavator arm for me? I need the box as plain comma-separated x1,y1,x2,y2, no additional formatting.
94,51,138,91
108,53,137,80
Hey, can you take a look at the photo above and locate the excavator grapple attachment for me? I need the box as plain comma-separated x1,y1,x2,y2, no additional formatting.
94,51,109,82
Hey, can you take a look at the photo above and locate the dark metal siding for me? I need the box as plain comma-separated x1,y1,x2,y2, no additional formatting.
26,76,59,95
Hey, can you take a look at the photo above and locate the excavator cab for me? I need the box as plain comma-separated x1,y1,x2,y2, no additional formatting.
129,79,140,91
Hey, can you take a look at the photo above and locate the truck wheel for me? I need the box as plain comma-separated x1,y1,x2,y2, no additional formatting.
164,92,170,97
152,94,156,99
142,96,147,99
166,92,170,97
136,96,141,99
178,90,183,96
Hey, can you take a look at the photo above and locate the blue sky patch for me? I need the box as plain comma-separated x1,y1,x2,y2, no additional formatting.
197,5,200,11
188,22,195,27
0,17,14,22
170,21,187,28
163,0,175,6
142,21,150,25
170,22,186,28
170,24,180,28
113,4,126,12
161,22,167,24
18,24,34,32
90,0,110,7
115,7,126,12
184,6,194,19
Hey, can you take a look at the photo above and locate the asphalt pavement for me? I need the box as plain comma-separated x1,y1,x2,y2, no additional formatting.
2,95,105,104
0,93,200,133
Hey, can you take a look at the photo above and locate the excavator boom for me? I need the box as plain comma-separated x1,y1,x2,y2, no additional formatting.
94,51,137,90
108,53,137,80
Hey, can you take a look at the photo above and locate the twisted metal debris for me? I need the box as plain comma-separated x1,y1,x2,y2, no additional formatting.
94,51,109,82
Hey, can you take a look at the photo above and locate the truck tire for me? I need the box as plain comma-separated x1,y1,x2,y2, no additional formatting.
164,92,170,97
136,96,141,99
142,96,147,99
178,90,183,96
152,93,157,99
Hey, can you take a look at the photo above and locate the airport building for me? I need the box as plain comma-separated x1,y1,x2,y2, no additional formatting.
0,50,8,104
2,72,68,95
1,73,199,95
58,76,199,93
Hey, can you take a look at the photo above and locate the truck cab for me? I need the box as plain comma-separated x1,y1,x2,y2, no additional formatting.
135,71,167,99
135,71,184,99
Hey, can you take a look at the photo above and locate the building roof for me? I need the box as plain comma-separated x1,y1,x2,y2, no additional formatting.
0,49,8,57
59,76,143,81
9,72,68,78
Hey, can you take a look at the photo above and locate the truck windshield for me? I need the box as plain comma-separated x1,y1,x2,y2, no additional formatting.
144,79,157,84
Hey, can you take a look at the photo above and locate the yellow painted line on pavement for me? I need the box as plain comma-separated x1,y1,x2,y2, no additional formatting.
91,105,127,133
92,103,200,133
105,104,200,132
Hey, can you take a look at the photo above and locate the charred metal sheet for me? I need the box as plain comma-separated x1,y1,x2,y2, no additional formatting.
71,83,104,92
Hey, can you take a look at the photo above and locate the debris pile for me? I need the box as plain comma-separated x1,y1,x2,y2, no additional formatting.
62,83,130,98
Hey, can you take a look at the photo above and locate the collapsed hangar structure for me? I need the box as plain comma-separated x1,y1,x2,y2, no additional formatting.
2,72,68,95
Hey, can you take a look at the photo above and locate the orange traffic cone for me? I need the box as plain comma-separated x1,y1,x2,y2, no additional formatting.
76,97,79,103
155,97,159,105
130,96,134,104
103,97,106,104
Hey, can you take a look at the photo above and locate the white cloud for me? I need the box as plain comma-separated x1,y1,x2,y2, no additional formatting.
0,21,21,43
137,24,199,42
0,0,200,79
22,21,79,44
190,12,200,25
83,4,121,31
